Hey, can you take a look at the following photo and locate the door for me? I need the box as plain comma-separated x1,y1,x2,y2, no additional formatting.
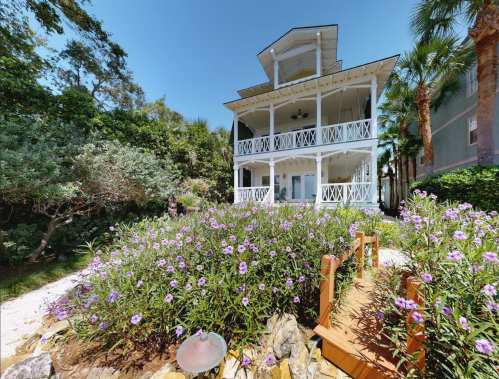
290,173,316,202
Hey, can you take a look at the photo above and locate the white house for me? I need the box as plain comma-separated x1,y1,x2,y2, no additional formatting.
225,25,398,207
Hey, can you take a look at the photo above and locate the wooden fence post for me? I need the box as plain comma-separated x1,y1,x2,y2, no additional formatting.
355,231,365,278
372,235,379,268
406,277,425,373
319,255,335,329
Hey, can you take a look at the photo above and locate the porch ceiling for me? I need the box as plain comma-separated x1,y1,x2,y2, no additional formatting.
327,150,370,182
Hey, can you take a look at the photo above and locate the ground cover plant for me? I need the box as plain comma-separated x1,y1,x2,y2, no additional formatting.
48,201,383,354
375,192,499,378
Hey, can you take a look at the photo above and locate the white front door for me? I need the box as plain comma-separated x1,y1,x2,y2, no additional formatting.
290,173,316,202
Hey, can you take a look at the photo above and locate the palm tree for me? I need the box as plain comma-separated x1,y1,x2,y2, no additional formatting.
397,36,476,176
411,0,499,165
397,133,424,197
377,150,392,204
379,126,402,207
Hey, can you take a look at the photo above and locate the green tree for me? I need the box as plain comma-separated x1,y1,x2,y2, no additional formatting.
411,0,499,165
378,125,402,207
396,132,424,197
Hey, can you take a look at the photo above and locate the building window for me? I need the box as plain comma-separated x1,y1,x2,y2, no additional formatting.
467,64,478,97
262,175,280,197
419,148,425,166
468,114,477,146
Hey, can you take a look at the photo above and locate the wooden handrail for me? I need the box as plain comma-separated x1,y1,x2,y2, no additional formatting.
406,277,425,372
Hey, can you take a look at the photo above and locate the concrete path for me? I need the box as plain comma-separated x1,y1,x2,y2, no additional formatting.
0,271,85,359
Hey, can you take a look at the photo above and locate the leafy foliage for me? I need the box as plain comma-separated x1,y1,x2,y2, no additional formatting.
409,165,499,212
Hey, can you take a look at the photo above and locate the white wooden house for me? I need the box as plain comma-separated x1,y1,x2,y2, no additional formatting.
225,25,398,207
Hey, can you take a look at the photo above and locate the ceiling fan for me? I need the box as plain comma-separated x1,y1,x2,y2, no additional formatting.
291,109,309,120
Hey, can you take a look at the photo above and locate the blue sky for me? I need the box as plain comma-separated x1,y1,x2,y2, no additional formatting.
44,0,467,130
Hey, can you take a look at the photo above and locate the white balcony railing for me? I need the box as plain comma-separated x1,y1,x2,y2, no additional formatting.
321,183,372,203
236,119,371,156
237,187,271,203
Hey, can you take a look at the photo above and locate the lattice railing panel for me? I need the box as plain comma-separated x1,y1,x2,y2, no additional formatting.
237,187,270,203
321,183,372,203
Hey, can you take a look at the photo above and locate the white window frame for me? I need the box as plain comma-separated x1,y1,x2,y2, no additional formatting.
468,114,477,147
467,63,478,98
419,148,425,166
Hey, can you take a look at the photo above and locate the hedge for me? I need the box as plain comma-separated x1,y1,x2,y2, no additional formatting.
409,165,499,212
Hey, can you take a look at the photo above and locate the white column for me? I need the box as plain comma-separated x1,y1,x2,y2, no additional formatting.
239,168,243,187
270,103,275,151
234,166,239,203
234,112,239,156
371,75,377,138
370,146,378,203
269,160,275,204
316,155,322,204
274,60,279,89
316,92,322,146
361,159,365,182
316,31,322,76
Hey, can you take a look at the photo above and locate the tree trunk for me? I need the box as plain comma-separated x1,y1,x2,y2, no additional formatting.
29,219,57,263
389,173,394,209
168,195,177,218
399,119,407,139
398,152,403,202
0,232,14,267
411,157,417,184
392,144,399,207
404,158,410,199
378,174,382,204
414,83,435,176
473,32,499,165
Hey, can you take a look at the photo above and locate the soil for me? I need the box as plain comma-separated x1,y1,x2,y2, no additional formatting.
54,336,183,379
0,255,57,281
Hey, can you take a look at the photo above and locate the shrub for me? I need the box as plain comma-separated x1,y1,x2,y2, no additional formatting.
409,165,499,212
375,191,499,378
49,201,382,351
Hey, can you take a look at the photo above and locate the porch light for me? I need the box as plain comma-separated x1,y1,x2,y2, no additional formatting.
283,173,286,180
291,109,308,120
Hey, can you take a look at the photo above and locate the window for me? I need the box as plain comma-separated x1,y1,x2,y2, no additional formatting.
262,175,280,197
468,114,477,146
467,64,478,97
419,148,425,166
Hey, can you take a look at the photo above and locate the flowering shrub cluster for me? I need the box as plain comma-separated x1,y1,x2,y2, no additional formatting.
375,192,499,378
51,201,381,351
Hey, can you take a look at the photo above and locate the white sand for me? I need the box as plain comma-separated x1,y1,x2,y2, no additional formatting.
1,271,86,359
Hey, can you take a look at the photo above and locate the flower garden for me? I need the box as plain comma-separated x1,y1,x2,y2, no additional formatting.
45,196,498,378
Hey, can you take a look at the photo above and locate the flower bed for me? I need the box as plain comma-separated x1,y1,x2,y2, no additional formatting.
375,191,499,378
49,201,383,352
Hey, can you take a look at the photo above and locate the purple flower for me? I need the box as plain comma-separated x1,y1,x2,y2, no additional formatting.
376,312,383,321
176,256,183,262
411,311,423,323
483,252,498,262
201,290,206,296
298,276,305,283
239,262,247,275
259,341,265,347
230,235,236,242
170,280,177,288
475,339,495,354
197,265,203,271
109,226,114,231
176,325,183,336
405,299,417,310
186,283,192,290
99,322,107,329
447,251,464,262
57,311,68,320
421,273,432,283
265,355,275,365
459,316,469,330
198,277,206,286
290,253,296,259
286,247,291,252
454,231,467,241
242,357,250,366
238,245,246,253
442,307,452,315
273,287,277,293
490,211,498,216
131,313,142,325
242,297,249,306
165,294,173,302
483,284,497,297
40,336,47,345
126,271,133,278
394,297,406,308
91,315,98,323
179,262,185,269
259,284,265,291
270,250,276,257
293,297,300,303
309,233,314,239
195,329,203,337
286,278,293,288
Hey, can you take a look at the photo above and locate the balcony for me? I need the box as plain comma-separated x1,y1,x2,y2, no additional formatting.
236,119,372,156
321,183,372,203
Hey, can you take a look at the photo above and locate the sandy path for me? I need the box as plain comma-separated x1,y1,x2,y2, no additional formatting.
1,271,86,359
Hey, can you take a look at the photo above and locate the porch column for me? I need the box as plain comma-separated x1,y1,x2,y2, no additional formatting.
234,165,239,203
316,92,322,145
370,147,378,203
234,112,239,156
269,159,275,204
370,76,377,138
239,168,243,187
361,159,365,182
316,155,322,204
270,103,275,151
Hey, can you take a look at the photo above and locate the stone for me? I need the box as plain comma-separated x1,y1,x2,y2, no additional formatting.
58,254,68,262
314,357,337,379
221,357,240,378
1,354,34,376
14,335,40,355
86,367,121,379
288,342,308,379
33,332,64,356
150,363,176,379
311,347,321,362
335,369,352,379
256,365,281,379
279,358,291,379
50,374,61,379
2,353,53,379
35,319,70,336
163,374,185,379
137,372,154,379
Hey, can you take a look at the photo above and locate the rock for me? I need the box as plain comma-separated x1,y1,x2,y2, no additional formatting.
335,369,352,379
86,367,121,379
314,357,337,379
178,370,196,379
311,347,321,362
2,353,53,379
288,342,308,379
150,363,175,379
221,357,240,378
163,374,185,379
35,319,70,336
14,335,40,355
0,354,34,376
33,332,64,356
279,358,291,379
50,374,61,379
58,255,68,262
256,365,281,379
137,372,154,379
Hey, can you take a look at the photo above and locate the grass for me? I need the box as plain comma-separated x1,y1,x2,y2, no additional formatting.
0,253,93,303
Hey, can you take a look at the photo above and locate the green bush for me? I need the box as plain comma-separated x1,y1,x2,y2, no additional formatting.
409,165,499,212
375,192,499,378
49,201,383,352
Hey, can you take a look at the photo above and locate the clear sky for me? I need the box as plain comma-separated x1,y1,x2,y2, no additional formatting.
44,0,467,130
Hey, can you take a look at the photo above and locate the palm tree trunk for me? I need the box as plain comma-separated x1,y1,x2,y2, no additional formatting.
389,173,394,209
392,144,399,207
473,32,499,164
411,157,417,184
404,158,410,199
378,174,382,204
414,83,435,176
398,153,403,202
